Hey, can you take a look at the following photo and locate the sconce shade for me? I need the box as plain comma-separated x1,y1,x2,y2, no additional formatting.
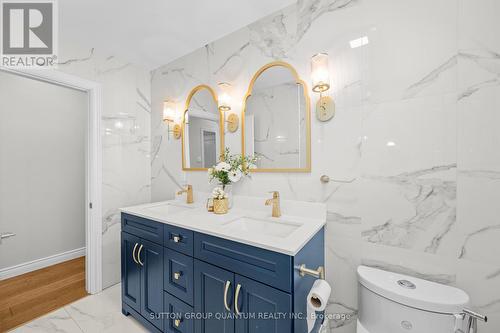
311,53,330,93
218,82,232,112
163,100,177,122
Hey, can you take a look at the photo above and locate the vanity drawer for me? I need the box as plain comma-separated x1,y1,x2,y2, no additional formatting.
122,213,163,246
164,248,194,306
194,233,292,292
164,224,194,256
164,292,194,333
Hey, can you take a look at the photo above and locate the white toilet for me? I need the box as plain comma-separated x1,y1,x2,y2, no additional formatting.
357,266,470,333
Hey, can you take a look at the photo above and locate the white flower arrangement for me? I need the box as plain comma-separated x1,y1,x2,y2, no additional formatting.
212,187,228,200
214,161,231,172
228,169,242,183
208,148,258,189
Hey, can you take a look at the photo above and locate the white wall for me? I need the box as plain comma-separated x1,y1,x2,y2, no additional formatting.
0,4,153,287
0,71,87,269
53,41,151,288
151,0,500,332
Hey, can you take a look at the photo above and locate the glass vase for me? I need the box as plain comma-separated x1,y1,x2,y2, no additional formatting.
221,183,233,208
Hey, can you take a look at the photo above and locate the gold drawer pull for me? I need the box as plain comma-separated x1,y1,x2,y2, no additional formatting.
173,272,182,280
174,318,181,327
223,280,231,311
132,243,139,264
172,235,181,243
235,283,242,315
137,244,144,266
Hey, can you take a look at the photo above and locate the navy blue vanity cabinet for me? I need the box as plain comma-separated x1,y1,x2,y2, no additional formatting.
194,259,235,333
164,292,195,333
292,230,325,333
121,232,142,313
122,211,325,333
121,213,165,332
235,275,292,333
194,234,295,333
164,248,194,306
140,239,165,331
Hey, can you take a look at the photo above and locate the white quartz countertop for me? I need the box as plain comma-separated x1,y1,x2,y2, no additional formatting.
121,193,326,256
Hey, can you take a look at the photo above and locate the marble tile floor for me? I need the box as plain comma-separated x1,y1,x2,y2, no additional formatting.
9,284,147,333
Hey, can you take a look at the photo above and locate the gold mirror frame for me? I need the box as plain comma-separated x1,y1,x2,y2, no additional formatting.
241,61,312,172
182,84,225,171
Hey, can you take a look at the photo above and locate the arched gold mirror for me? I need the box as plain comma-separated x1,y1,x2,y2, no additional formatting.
182,85,224,170
242,62,311,172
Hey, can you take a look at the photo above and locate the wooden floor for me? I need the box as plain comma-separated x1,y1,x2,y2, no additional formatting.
0,257,88,332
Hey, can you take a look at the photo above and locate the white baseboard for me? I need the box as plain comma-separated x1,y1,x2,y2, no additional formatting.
0,247,86,280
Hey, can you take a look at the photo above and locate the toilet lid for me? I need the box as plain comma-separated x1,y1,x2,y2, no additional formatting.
357,266,470,314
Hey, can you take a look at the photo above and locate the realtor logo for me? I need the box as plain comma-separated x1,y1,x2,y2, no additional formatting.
1,0,57,67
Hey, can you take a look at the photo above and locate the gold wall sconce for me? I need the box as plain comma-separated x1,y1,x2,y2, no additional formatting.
218,82,232,112
163,100,181,139
226,113,239,133
217,82,239,133
311,52,335,122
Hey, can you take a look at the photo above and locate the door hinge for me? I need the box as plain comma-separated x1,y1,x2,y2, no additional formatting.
89,202,93,209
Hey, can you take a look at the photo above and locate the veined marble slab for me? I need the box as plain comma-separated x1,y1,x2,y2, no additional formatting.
121,193,326,256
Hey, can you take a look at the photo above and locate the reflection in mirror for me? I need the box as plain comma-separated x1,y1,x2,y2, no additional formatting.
243,62,311,172
182,85,223,170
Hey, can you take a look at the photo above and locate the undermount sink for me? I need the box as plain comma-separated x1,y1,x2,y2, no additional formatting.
223,217,302,238
143,202,195,215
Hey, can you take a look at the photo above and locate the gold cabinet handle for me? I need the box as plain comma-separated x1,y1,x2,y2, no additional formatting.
137,244,144,266
223,281,231,311
173,272,182,280
174,318,181,327
132,243,139,264
172,235,181,243
234,283,242,315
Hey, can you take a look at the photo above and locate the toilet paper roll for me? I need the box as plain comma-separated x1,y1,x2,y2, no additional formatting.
307,279,332,333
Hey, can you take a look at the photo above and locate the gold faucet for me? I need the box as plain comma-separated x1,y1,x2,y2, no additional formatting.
265,191,281,217
177,185,193,204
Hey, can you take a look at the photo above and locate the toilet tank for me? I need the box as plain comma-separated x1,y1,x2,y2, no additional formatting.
357,266,470,333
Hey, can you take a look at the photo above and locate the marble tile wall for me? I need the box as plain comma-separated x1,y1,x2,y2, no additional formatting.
56,46,151,288
151,0,499,331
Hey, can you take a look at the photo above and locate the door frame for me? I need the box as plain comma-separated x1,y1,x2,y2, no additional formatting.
200,127,218,168
0,67,103,294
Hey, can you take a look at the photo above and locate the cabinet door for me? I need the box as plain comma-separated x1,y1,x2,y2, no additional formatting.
235,275,292,333
164,292,194,333
194,259,234,333
121,232,141,313
139,239,164,331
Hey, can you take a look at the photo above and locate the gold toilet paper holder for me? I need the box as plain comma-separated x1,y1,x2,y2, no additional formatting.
297,264,325,279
